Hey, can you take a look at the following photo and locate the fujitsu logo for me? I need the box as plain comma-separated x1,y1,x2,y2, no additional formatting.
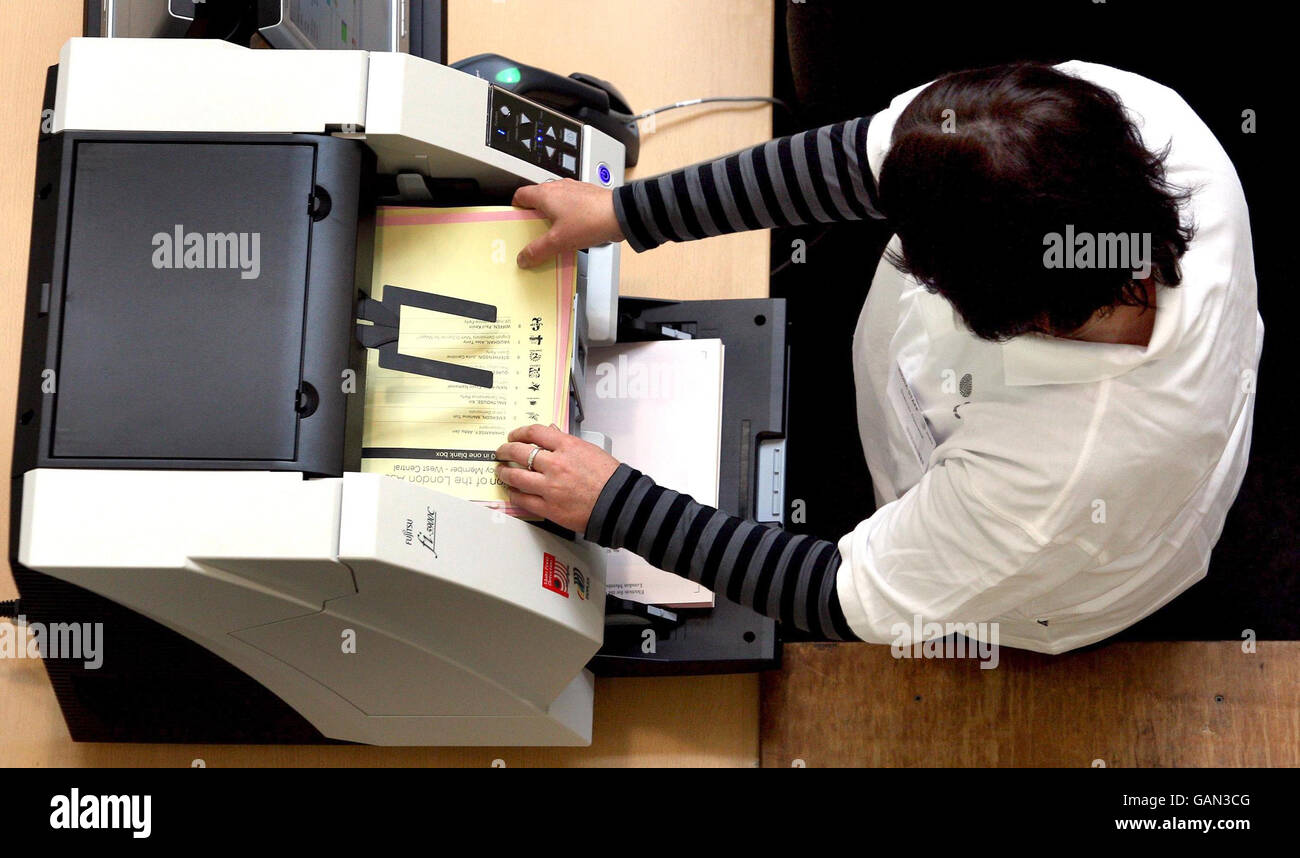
151,224,261,280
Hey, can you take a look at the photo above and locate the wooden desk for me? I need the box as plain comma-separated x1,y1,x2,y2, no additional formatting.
0,0,773,767
763,641,1300,767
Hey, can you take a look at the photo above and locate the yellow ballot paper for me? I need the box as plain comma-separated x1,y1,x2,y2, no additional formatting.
361,206,577,516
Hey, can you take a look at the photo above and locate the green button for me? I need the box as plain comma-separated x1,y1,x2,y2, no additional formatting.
495,66,522,85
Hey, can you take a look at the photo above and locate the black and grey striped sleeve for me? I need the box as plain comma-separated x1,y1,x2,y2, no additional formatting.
585,464,861,641
612,115,883,252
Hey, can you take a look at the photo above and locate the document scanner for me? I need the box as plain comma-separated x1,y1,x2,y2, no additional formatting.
11,37,626,746
12,36,788,746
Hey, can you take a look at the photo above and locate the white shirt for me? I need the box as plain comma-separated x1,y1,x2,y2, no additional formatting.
836,61,1263,653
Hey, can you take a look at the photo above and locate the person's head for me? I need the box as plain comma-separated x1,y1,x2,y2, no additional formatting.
877,62,1194,341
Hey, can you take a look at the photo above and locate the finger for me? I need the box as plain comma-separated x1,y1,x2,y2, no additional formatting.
496,441,552,472
506,487,549,518
511,183,545,211
495,440,532,465
508,423,569,450
517,228,563,268
496,463,547,495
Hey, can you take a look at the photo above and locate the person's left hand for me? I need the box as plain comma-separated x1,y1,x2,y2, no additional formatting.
495,423,621,533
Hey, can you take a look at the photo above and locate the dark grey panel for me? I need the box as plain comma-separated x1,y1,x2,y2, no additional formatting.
409,0,447,63
54,141,315,461
488,87,583,180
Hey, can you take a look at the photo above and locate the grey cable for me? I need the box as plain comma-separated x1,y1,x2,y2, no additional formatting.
622,96,791,123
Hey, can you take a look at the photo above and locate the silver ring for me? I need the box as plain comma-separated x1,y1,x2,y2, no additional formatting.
526,445,541,471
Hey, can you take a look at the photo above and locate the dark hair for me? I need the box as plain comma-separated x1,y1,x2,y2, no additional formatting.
877,62,1194,341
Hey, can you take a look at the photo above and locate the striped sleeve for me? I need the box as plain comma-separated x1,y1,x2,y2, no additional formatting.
612,115,883,252
585,464,861,641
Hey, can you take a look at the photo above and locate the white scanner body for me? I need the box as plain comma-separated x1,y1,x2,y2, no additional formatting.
17,38,626,746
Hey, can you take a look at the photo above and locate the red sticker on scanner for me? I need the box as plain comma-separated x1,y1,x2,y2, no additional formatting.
542,552,569,598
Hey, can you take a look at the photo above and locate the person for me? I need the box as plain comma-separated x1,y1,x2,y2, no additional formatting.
493,61,1263,654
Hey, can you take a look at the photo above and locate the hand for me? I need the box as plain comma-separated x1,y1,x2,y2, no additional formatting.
512,179,625,268
495,423,621,533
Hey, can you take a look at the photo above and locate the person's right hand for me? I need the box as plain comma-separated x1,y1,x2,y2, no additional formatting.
512,178,625,268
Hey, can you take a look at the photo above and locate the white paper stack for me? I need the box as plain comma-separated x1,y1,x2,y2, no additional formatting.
581,339,725,608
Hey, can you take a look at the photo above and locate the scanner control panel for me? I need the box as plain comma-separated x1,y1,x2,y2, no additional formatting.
487,86,583,179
